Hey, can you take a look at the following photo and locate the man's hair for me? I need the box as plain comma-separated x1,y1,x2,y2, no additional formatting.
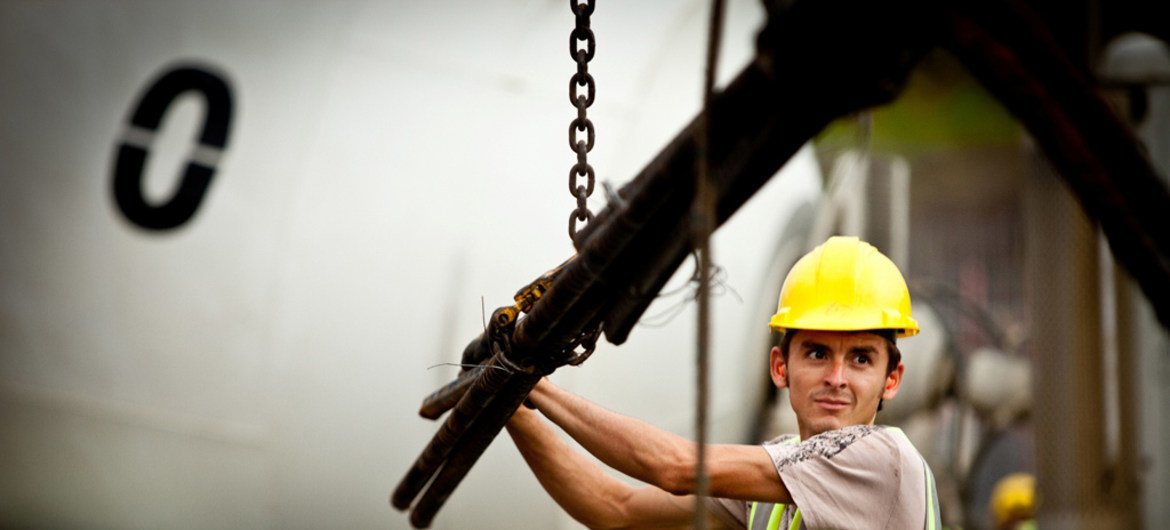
776,329,902,412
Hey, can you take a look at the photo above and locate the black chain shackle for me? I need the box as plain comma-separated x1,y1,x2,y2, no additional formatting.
568,0,597,246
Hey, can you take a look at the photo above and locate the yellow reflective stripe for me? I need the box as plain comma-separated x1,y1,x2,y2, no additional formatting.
923,459,938,530
748,437,800,530
788,508,803,530
748,502,787,530
766,503,783,530
885,427,941,530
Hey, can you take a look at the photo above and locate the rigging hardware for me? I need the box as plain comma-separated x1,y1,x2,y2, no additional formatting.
568,0,598,246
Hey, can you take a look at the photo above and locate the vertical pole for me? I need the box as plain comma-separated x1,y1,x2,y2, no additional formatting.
694,1,725,528
694,193,712,530
1025,154,1124,528
1112,267,1144,529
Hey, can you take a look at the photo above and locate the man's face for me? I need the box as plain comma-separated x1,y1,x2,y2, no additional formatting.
771,329,903,439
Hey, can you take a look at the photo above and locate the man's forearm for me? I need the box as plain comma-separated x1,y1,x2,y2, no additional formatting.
507,405,643,529
528,379,698,494
528,379,792,504
507,405,710,529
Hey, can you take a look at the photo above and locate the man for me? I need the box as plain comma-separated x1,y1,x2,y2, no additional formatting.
507,236,941,529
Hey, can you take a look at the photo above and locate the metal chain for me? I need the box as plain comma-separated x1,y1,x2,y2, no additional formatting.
564,323,603,366
567,0,597,246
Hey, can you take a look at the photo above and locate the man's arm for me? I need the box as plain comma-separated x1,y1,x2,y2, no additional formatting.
526,379,792,504
507,405,719,529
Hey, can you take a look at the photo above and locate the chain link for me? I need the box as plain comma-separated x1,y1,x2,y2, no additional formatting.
564,323,603,366
567,0,597,246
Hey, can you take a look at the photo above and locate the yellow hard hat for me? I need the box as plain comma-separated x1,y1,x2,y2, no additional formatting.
991,473,1036,526
769,236,919,337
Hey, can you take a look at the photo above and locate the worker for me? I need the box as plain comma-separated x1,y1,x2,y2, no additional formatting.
506,235,941,529
990,473,1037,530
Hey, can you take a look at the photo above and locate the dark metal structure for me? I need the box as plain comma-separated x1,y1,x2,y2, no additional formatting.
393,0,1170,527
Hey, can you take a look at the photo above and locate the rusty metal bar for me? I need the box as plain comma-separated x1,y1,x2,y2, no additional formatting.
418,365,483,420
419,260,570,420
418,332,492,420
391,352,519,511
409,369,542,528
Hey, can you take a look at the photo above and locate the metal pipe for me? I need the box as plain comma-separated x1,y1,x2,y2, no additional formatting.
1113,259,1145,529
418,365,483,420
1026,150,1124,528
391,352,521,511
409,370,542,528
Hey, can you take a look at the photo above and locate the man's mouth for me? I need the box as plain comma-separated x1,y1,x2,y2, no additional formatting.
813,397,851,411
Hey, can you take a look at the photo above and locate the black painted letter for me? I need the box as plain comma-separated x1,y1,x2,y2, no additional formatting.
113,65,233,230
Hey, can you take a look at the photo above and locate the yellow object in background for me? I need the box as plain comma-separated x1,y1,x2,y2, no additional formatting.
991,473,1037,530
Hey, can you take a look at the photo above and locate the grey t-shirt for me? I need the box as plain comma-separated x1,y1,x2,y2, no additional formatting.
708,425,935,530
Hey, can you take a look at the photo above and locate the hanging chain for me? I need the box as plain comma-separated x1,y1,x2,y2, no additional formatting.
567,0,597,246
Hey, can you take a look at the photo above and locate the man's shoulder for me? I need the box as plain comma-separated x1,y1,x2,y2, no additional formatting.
762,424,927,470
772,425,885,468
773,426,931,530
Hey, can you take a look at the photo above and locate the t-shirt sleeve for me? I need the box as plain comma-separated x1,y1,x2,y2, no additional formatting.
766,426,902,529
705,439,798,529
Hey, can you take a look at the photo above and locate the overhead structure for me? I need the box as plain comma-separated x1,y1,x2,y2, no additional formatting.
392,0,1170,526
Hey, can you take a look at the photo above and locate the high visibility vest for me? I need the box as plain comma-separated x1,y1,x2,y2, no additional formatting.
746,427,941,530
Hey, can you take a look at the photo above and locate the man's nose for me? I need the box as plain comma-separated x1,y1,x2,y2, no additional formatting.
824,360,847,387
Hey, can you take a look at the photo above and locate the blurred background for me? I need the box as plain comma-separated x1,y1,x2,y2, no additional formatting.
1,1,1166,528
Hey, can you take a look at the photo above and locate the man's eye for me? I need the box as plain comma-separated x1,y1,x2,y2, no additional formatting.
854,354,871,365
808,350,827,360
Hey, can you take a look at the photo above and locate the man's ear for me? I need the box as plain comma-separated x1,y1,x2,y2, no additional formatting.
882,362,905,400
770,346,787,389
